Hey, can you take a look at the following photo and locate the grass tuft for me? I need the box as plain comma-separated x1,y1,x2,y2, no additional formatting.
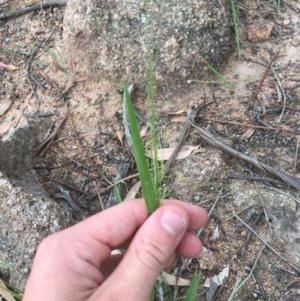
230,0,241,59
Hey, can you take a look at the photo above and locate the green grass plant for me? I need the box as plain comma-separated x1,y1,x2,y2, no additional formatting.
184,274,200,301
272,0,282,14
227,245,265,301
48,48,68,73
202,59,235,91
230,0,241,59
123,2,203,299
0,279,23,300
146,37,165,203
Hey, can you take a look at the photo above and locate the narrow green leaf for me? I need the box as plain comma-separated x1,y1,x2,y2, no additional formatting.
202,59,235,91
227,246,265,301
113,180,122,204
149,286,155,301
147,36,163,198
184,274,200,301
123,81,160,214
48,48,68,72
231,0,241,59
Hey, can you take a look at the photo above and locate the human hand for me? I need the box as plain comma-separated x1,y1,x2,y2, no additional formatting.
23,199,207,301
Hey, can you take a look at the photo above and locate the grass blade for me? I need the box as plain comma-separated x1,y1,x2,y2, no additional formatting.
231,0,241,59
227,245,265,301
113,180,122,204
146,34,164,198
184,274,200,301
202,59,235,91
123,81,160,214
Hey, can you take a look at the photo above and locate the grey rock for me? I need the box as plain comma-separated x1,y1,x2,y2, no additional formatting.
172,149,224,200
0,125,72,290
230,182,300,263
62,0,234,98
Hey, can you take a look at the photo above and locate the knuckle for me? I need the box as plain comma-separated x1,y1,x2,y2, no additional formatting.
135,237,168,272
36,232,62,256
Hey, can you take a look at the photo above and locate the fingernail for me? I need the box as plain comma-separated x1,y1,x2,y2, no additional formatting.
160,211,186,236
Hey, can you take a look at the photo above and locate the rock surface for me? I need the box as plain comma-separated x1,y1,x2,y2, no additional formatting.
231,182,300,263
0,125,72,290
62,0,234,98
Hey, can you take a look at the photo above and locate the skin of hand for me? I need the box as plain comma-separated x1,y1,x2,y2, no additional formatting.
23,199,208,301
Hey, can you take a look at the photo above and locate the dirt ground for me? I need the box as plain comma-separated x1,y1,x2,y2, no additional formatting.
1,0,300,300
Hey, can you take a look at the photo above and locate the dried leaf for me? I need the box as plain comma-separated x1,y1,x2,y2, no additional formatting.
0,61,18,71
171,115,186,123
169,109,186,115
0,99,13,116
0,95,29,136
116,130,124,146
192,148,206,155
240,128,255,141
139,126,147,138
204,266,229,301
161,271,191,286
162,109,186,115
124,181,141,200
0,110,23,137
0,122,11,136
146,145,200,161
0,279,16,301
11,110,23,129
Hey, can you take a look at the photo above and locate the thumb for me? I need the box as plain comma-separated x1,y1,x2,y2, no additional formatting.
98,204,189,300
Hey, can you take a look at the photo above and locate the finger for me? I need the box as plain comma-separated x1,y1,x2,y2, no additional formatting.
115,200,207,250
93,203,204,300
69,199,207,268
176,231,202,258
23,200,149,301
67,199,148,266
72,199,148,248
112,233,203,260
163,199,208,230
100,253,123,279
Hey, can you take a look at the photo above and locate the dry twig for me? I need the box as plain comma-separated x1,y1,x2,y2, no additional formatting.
201,116,298,135
239,208,264,258
163,101,214,177
251,53,279,106
51,178,89,196
34,106,68,156
293,136,300,176
271,66,287,123
26,30,55,104
234,213,300,275
190,122,300,191
54,185,86,220
89,173,140,200
67,107,85,148
249,170,273,235
0,0,11,7
0,1,66,20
